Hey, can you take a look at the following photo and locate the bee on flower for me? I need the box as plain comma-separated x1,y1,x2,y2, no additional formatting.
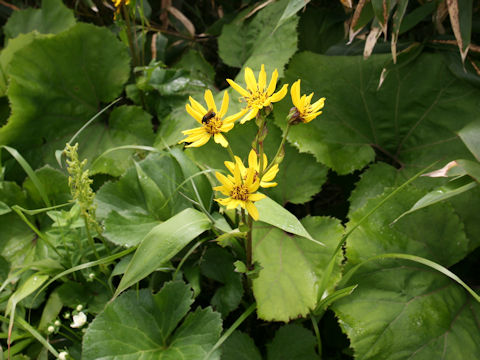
289,79,325,124
179,90,246,148
224,149,279,188
214,162,267,221
227,64,288,124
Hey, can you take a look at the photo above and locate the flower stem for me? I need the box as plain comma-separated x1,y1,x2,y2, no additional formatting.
226,143,236,162
83,215,100,260
264,122,291,174
246,215,253,270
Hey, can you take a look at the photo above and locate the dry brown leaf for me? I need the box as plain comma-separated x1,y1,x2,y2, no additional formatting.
340,0,353,8
244,0,275,20
349,0,368,43
167,5,195,37
435,0,448,34
364,25,382,59
446,0,468,62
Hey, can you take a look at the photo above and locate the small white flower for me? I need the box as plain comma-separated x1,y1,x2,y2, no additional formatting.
47,325,55,333
54,320,61,326
76,304,83,311
70,311,87,328
58,351,68,360
63,312,70,319
88,273,95,279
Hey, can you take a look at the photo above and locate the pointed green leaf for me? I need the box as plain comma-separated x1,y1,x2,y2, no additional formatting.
6,273,48,314
83,282,222,360
252,216,343,321
115,208,210,296
458,120,480,161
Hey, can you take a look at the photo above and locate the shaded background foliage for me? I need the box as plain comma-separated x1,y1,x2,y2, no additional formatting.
0,0,479,359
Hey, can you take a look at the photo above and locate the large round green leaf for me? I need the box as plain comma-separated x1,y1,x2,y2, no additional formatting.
0,23,130,164
252,216,343,321
275,52,480,174
83,282,222,360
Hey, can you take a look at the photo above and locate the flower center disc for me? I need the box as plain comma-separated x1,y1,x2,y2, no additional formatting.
231,184,249,201
247,90,268,109
204,116,223,134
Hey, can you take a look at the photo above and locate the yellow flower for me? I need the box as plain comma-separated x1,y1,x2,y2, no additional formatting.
113,0,130,8
179,90,245,148
214,162,266,221
227,64,288,124
290,79,325,124
224,149,279,188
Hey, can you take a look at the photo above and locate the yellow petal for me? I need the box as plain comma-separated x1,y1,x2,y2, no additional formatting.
213,185,232,196
227,79,249,97
267,69,279,96
215,171,234,188
179,132,206,144
220,122,234,132
215,197,230,206
311,97,325,112
235,156,247,176
245,167,255,185
260,181,277,188
248,193,266,202
185,134,210,147
270,84,288,103
181,127,204,135
248,178,260,193
246,201,259,221
214,133,228,147
240,108,258,124
186,104,203,123
258,64,266,91
291,79,301,109
234,163,242,184
248,149,258,170
262,165,279,181
262,153,268,170
224,108,248,124
204,89,217,113
244,67,257,92
304,111,322,122
189,96,207,114
219,91,229,118
305,92,314,105
224,160,235,175
226,199,241,210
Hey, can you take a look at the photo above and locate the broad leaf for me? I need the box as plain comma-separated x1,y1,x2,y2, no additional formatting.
0,23,130,166
333,261,480,359
200,247,243,317
4,0,75,41
115,208,210,296
220,331,262,360
275,52,480,174
458,120,480,161
267,324,317,360
252,216,343,321
83,282,222,360
96,153,194,246
218,0,298,78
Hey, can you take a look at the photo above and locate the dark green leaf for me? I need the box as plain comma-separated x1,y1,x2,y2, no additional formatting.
220,331,262,360
276,52,479,174
267,324,317,360
83,282,222,360
458,120,480,161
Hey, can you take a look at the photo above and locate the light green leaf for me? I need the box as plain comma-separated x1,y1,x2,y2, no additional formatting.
220,331,262,360
252,216,343,321
275,0,311,31
0,23,130,166
22,166,70,208
115,208,210,296
256,197,318,243
333,261,480,360
38,292,62,331
218,0,298,77
6,273,48,314
83,282,222,360
0,33,38,97
275,52,480,174
0,201,10,215
267,324,317,360
4,0,75,41
458,120,480,161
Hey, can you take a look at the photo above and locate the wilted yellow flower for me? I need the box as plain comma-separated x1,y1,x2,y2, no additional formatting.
214,162,266,221
224,149,279,188
289,79,325,124
227,64,288,124
179,90,245,148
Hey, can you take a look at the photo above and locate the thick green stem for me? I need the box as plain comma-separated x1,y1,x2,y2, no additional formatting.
122,5,138,67
310,312,322,359
83,215,99,260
